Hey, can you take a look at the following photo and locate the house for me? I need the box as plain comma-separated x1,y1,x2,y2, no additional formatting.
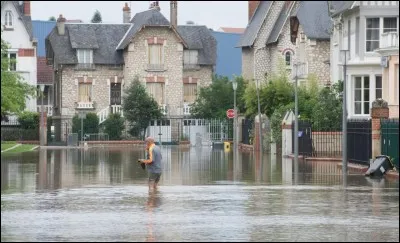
212,31,242,80
1,1,37,114
329,1,399,119
217,27,245,34
32,20,57,117
237,1,332,87
45,1,216,142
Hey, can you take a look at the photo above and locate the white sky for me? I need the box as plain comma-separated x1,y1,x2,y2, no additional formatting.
31,1,248,30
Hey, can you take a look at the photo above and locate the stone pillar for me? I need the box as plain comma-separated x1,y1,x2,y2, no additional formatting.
371,99,389,159
254,114,267,152
281,110,295,156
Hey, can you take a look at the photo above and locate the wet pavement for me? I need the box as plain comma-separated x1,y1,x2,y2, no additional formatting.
1,146,399,242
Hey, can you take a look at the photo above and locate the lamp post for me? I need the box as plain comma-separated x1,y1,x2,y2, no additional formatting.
256,78,262,157
293,63,299,165
232,79,238,158
39,84,45,146
340,49,349,179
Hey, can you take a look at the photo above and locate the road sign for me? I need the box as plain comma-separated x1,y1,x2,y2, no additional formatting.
226,109,235,119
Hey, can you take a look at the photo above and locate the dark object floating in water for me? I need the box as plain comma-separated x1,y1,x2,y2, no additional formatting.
365,155,394,177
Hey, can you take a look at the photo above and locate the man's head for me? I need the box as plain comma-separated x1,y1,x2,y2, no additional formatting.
145,136,155,146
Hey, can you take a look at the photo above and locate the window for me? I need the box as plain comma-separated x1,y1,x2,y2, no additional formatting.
284,50,292,67
366,18,380,52
355,17,360,55
354,76,370,115
5,10,13,27
77,49,93,64
366,17,399,52
146,82,165,104
78,83,92,102
183,83,197,103
2,52,17,71
183,50,198,65
395,65,399,105
148,44,164,69
375,75,382,99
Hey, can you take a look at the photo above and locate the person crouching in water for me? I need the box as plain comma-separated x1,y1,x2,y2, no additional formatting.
139,137,162,192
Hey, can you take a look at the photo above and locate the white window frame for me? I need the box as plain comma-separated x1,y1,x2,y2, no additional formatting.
365,17,399,53
4,10,13,27
183,50,198,65
353,76,370,115
76,49,93,64
283,50,293,69
78,83,93,103
3,52,17,71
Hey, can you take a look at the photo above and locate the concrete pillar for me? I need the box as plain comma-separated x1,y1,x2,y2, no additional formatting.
254,114,267,152
371,100,389,159
281,110,295,156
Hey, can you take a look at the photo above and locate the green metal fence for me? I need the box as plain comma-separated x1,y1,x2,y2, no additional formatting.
381,119,399,168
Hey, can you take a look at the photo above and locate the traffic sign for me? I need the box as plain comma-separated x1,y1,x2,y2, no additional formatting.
226,109,235,119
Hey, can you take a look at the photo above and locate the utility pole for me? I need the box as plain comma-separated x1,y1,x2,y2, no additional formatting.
341,50,348,178
294,63,299,165
256,79,262,159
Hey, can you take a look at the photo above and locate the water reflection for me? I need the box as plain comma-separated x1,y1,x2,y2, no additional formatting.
1,147,399,242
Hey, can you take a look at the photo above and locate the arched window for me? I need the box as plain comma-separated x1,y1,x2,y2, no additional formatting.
5,10,13,27
284,50,292,67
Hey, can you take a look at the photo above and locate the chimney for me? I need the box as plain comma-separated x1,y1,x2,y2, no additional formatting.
150,1,161,11
248,1,260,22
123,2,131,23
170,1,177,28
23,1,30,16
56,14,66,36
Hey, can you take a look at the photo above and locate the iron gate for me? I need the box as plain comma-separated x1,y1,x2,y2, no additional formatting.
347,119,371,165
381,118,399,168
292,120,313,157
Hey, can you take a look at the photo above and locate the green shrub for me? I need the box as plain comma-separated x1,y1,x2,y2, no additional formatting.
17,111,40,129
72,112,99,140
103,113,125,140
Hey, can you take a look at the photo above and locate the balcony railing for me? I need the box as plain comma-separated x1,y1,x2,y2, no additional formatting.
146,63,165,71
183,63,200,70
37,105,53,116
111,105,123,116
75,63,96,70
183,103,192,115
380,32,399,49
76,102,95,109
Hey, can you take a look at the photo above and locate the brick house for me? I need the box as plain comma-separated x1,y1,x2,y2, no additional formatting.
45,1,216,142
237,1,332,87
329,1,399,119
1,1,37,117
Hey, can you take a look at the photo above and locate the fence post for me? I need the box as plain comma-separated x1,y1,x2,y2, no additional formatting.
370,100,389,160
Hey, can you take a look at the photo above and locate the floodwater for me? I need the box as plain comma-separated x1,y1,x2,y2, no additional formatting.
1,146,399,242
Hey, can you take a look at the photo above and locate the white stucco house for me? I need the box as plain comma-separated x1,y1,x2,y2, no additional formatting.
1,1,37,116
329,1,399,119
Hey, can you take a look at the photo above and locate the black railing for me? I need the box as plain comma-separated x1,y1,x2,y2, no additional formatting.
381,118,399,168
241,118,253,145
347,119,372,165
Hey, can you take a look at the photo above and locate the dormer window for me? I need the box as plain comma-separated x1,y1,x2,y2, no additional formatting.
4,10,13,28
76,49,94,69
183,50,199,69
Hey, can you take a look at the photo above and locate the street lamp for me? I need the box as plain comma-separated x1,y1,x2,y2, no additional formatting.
232,78,238,157
39,84,45,146
292,62,305,165
255,79,262,156
340,49,349,179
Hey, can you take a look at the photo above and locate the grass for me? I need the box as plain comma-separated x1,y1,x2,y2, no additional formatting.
1,143,38,153
1,142,17,151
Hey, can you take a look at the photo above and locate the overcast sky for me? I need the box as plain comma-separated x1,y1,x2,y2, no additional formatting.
31,1,248,30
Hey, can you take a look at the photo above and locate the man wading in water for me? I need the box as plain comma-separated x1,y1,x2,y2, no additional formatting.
139,137,162,192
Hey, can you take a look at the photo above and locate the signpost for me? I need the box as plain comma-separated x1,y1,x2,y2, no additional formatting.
226,109,235,119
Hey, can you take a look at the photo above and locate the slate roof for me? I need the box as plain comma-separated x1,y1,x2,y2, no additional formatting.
177,25,217,65
296,1,333,39
47,24,131,65
47,9,216,66
330,1,354,17
1,1,33,41
237,1,272,47
37,57,53,84
116,9,171,50
266,6,290,44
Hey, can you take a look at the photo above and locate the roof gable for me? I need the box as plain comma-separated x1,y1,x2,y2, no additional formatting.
1,1,33,41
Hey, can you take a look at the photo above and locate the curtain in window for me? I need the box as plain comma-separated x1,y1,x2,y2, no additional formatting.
146,83,164,104
77,49,92,64
5,11,12,26
79,83,92,102
184,50,198,65
183,84,197,103
148,45,162,64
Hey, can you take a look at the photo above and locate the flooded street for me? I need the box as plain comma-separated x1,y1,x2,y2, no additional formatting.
1,146,399,242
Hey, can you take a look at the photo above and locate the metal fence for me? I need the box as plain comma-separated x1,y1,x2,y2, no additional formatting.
241,118,253,145
347,119,371,165
67,133,79,146
381,118,399,168
84,133,110,141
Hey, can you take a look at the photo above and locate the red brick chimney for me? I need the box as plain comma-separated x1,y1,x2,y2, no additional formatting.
23,1,31,16
248,1,260,22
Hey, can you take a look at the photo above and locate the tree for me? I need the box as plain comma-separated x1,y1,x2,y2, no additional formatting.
48,16,56,21
91,10,102,23
122,77,162,139
1,36,36,121
190,75,247,119
103,113,125,140
72,113,99,141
